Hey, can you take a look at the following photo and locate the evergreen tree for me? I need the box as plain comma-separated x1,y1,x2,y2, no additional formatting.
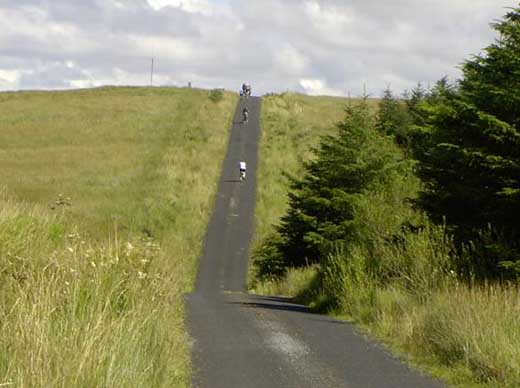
427,76,455,102
254,102,405,277
405,82,428,126
461,9,520,128
376,87,411,146
414,7,520,278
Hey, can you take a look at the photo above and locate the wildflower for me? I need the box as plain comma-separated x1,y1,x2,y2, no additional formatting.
90,261,96,268
67,247,74,253
138,271,147,279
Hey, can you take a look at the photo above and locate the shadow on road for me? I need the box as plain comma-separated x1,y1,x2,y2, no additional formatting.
226,295,313,314
225,294,349,326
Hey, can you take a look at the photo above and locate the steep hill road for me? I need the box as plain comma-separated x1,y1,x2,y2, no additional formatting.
186,96,444,388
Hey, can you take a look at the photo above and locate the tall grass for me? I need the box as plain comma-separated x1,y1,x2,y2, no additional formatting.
254,92,520,387
0,87,237,386
325,249,520,387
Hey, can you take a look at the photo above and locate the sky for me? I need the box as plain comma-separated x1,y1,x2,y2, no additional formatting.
0,0,517,97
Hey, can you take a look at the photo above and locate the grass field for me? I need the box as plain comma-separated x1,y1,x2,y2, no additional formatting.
253,93,520,388
0,86,237,387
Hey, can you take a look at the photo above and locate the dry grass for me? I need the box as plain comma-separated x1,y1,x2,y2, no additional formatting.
0,86,237,387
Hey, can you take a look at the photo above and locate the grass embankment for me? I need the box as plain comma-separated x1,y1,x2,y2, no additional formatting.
253,93,520,388
0,87,237,387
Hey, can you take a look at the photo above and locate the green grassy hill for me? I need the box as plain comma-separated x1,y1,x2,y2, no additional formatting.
0,86,237,387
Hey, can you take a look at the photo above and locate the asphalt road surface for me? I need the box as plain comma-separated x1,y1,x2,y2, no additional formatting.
186,97,445,388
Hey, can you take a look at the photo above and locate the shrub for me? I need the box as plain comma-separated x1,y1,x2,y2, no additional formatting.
208,88,224,103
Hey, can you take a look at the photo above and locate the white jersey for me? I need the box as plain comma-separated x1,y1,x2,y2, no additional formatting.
239,161,246,170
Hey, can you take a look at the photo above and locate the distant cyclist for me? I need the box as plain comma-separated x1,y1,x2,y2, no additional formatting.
239,161,247,181
242,107,249,123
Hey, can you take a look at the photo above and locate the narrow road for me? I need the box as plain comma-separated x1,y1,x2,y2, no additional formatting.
186,97,444,388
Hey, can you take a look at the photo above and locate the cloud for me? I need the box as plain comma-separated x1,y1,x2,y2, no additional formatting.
299,78,342,96
0,69,21,90
147,0,216,15
0,0,516,96
275,45,308,75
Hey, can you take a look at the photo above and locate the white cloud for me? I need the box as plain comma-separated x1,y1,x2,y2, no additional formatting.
304,1,354,34
0,7,97,54
0,69,20,83
275,45,308,74
0,69,21,90
131,35,199,62
147,0,215,15
299,78,343,96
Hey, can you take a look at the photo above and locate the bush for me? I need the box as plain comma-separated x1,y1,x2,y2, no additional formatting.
208,88,224,103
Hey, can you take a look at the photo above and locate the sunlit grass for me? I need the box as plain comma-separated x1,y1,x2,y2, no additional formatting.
351,281,520,388
0,86,237,386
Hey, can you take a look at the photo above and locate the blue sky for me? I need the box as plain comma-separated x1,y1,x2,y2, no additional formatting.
0,0,517,96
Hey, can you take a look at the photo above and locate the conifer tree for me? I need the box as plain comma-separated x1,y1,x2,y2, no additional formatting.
461,9,520,128
376,87,411,146
254,102,405,276
415,7,520,277
405,82,428,126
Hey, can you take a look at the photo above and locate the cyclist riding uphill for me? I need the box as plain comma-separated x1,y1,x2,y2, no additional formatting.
242,107,249,123
239,161,247,181
241,83,251,97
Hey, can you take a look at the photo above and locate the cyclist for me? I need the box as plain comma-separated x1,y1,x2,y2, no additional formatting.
239,161,247,181
242,107,249,123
